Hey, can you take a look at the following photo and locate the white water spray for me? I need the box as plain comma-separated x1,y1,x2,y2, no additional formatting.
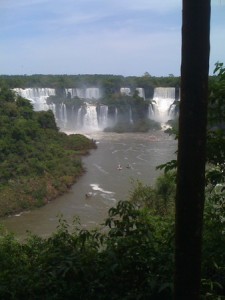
150,87,176,123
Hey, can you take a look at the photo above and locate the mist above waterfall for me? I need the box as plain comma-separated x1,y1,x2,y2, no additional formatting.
65,88,102,100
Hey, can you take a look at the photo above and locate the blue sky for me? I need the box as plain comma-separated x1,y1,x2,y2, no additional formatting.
1,0,225,76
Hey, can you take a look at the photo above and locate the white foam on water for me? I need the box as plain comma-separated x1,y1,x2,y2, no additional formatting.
90,184,114,195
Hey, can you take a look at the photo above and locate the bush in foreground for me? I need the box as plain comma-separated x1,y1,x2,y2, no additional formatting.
0,196,224,299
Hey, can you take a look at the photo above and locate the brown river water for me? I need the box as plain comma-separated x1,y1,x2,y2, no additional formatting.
0,131,177,239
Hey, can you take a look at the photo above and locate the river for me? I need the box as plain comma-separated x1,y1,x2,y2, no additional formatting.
0,130,177,239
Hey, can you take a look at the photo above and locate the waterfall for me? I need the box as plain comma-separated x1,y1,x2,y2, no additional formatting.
75,104,109,131
13,88,55,111
59,103,68,128
12,86,177,131
85,88,101,99
76,107,83,128
65,88,86,99
83,105,99,130
150,87,176,123
76,88,86,99
120,87,131,96
129,107,133,124
148,104,154,119
13,87,107,131
154,87,175,99
65,88,76,98
48,103,56,116
14,87,102,108
98,105,108,129
64,87,101,99
115,108,118,124
136,88,145,100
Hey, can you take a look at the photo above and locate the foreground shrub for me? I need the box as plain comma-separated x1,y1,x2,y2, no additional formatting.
0,197,224,299
129,171,176,216
0,202,174,299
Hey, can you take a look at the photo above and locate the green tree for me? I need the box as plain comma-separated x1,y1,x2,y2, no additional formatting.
36,110,58,130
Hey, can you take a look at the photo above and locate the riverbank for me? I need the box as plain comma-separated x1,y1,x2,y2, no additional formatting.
0,89,97,217
0,131,177,238
0,134,97,217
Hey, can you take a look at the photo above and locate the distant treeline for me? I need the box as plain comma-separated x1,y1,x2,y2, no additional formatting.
0,74,181,98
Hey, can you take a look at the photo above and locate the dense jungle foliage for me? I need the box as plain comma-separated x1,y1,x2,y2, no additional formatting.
0,64,224,299
0,73,180,98
0,187,224,299
0,88,96,216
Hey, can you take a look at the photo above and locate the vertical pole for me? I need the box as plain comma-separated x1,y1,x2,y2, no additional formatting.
174,1,211,299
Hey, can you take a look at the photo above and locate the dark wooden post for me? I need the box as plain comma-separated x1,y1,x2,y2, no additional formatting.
174,1,211,299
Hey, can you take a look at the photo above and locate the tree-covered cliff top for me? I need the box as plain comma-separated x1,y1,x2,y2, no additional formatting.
0,88,96,216
0,73,181,90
